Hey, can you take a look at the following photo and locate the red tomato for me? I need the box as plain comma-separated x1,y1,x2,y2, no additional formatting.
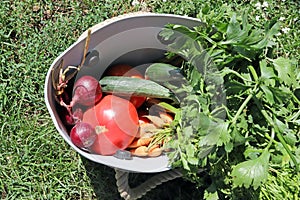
82,95,139,155
104,64,146,108
104,64,143,78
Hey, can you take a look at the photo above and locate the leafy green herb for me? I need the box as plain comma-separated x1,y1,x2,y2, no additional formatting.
232,150,270,190
157,8,299,199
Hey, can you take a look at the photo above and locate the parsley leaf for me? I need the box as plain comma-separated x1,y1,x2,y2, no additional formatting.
199,121,230,147
271,57,298,87
157,5,299,198
232,150,270,189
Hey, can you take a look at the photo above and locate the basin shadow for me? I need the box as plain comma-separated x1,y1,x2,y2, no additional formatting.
81,156,205,200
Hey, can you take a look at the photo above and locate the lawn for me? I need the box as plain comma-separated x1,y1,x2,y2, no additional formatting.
0,0,299,199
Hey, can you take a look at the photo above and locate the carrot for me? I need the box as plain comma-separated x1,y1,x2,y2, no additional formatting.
127,137,152,148
130,146,148,157
148,145,163,157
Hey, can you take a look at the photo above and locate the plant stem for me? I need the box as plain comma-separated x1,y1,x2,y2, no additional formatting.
290,109,300,122
79,29,91,69
275,129,299,172
248,65,258,82
230,84,259,126
253,94,299,172
231,91,253,125
266,128,275,150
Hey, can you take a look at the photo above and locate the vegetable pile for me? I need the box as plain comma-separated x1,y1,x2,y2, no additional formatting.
52,49,177,157
52,10,299,199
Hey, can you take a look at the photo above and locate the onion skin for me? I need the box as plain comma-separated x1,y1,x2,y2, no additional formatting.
72,107,84,122
70,122,97,148
70,75,102,107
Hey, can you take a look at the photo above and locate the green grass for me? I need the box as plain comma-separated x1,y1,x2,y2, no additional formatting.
0,0,299,199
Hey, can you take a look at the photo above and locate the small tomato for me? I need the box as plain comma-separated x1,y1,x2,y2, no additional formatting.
104,64,143,78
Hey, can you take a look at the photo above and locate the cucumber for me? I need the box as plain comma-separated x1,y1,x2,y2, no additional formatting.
145,63,184,82
100,76,177,101
145,63,190,103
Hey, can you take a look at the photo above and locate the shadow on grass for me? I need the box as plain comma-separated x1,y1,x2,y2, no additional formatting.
81,156,204,200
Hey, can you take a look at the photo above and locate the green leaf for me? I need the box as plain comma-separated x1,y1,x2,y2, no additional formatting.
225,80,252,95
260,60,276,80
231,126,246,145
199,121,230,147
198,145,215,159
251,21,279,49
187,157,199,165
275,143,291,166
172,24,199,39
232,150,270,189
244,29,263,45
180,126,193,139
274,117,288,133
159,28,175,41
223,12,252,45
260,85,275,105
225,141,233,153
186,143,195,158
283,130,297,147
272,57,297,86
191,113,211,132
217,121,231,146
273,118,299,165
268,86,292,104
243,147,261,160
221,67,252,82
181,154,190,170
226,13,242,41
204,183,219,200
204,190,219,200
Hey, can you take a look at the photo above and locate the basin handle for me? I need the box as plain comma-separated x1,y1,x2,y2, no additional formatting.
115,168,182,200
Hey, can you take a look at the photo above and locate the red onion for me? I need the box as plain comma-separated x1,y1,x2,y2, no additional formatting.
70,122,97,148
70,75,102,107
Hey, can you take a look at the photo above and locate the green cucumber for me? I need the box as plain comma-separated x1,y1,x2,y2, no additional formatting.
145,63,184,82
145,63,191,103
100,76,177,101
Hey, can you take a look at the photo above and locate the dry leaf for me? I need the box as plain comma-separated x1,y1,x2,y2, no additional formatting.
128,137,152,148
